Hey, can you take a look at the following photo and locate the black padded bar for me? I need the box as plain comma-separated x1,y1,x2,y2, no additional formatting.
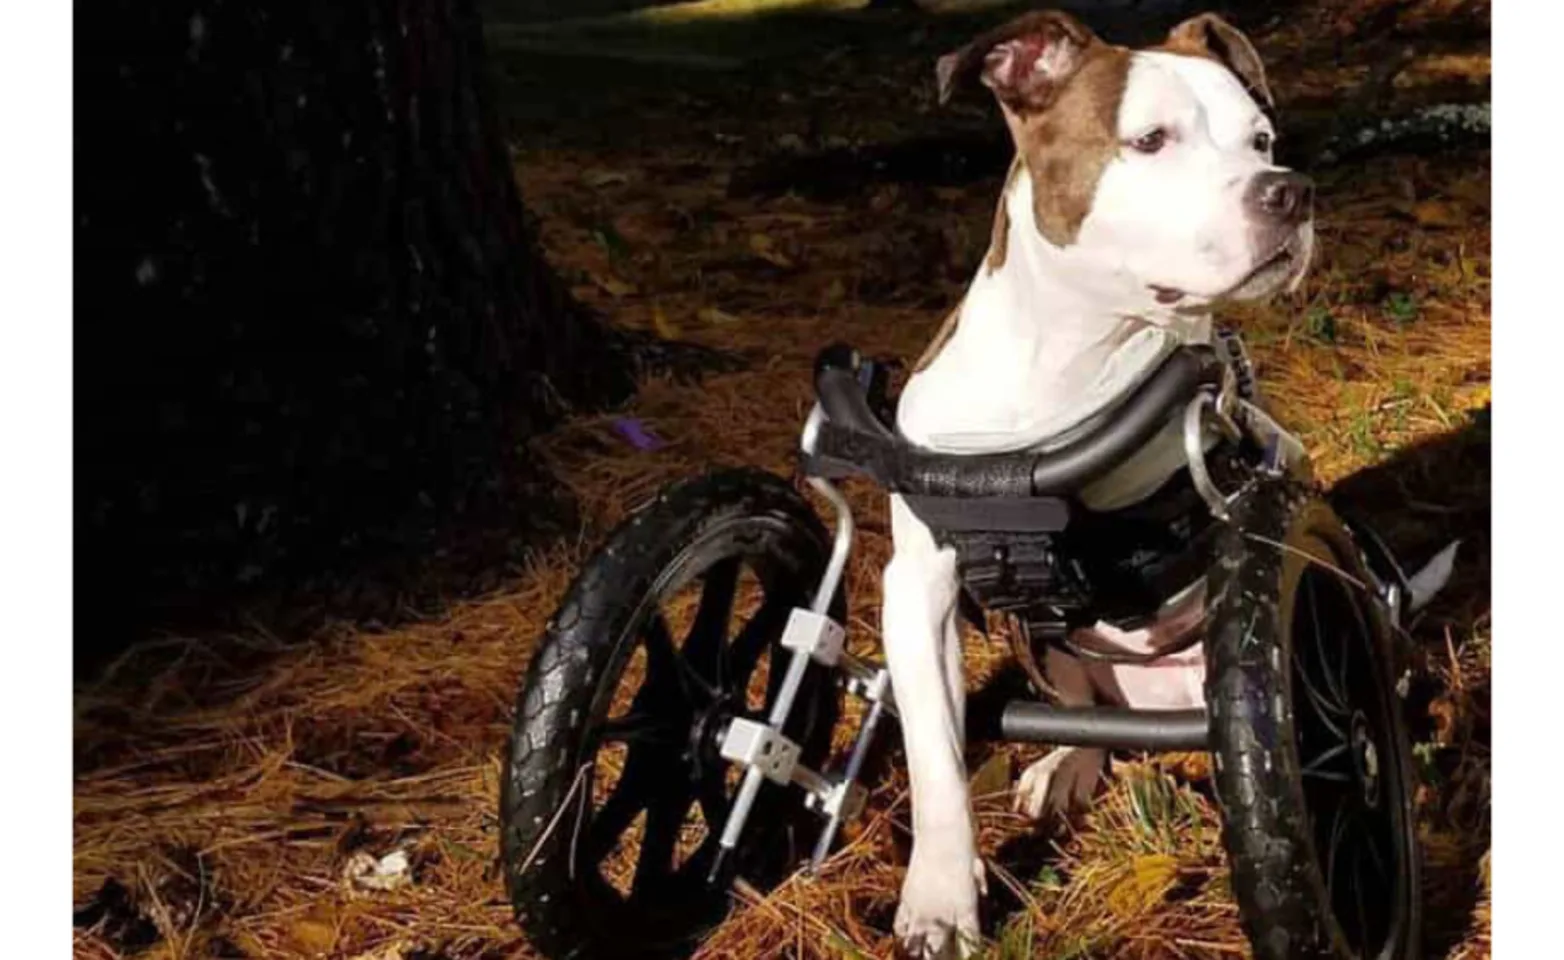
814,346,895,440
805,346,1220,499
999,702,1210,751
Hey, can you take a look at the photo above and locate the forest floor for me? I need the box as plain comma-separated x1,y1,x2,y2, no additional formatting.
74,1,1490,958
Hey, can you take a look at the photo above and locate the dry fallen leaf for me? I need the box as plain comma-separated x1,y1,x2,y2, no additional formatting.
652,304,682,340
698,306,742,325
1411,200,1463,228
344,849,413,894
749,232,794,268
583,169,630,187
288,917,338,955
1429,696,1459,745
591,272,637,298
1161,750,1212,782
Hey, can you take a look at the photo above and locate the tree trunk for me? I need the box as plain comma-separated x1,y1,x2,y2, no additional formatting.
76,0,638,648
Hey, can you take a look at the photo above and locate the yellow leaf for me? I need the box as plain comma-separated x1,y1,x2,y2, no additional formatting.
1412,200,1462,228
698,306,742,325
652,305,682,339
749,232,794,268
288,918,338,954
583,168,629,187
591,272,637,298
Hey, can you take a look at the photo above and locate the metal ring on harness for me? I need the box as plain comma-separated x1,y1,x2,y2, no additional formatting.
1183,391,1242,521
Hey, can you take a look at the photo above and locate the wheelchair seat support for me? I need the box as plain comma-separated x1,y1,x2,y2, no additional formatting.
998,702,1210,751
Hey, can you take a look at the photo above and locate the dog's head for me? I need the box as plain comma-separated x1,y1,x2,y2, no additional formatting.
939,10,1312,309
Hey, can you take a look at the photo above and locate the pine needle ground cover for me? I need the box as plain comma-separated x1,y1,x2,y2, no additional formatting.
74,2,1490,957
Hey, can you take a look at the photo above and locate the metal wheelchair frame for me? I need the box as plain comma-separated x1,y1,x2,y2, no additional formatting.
705,330,1409,881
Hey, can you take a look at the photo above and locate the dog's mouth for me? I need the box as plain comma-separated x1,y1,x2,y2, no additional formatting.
1146,225,1315,311
1224,228,1314,302
1147,231,1313,310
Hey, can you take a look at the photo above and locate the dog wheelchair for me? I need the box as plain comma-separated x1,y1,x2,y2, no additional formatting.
500,332,1425,960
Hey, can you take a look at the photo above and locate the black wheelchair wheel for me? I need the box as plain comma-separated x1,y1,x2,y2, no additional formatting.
1206,480,1421,960
500,469,842,960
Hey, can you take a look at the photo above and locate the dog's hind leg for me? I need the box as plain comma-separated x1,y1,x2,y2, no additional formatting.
883,495,982,959
1013,644,1106,822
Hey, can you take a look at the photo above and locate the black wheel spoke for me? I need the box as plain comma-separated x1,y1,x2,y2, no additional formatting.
727,592,791,692
1302,767,1352,784
1352,840,1371,946
696,776,731,829
1302,740,1351,777
633,786,690,897
584,759,654,862
684,558,741,691
1323,803,1349,907
601,710,682,746
1295,648,1350,738
643,611,717,704
1304,576,1353,716
1336,632,1353,716
1359,816,1393,889
642,612,682,695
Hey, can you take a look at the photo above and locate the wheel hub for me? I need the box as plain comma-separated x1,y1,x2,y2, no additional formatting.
688,696,736,778
1349,711,1381,809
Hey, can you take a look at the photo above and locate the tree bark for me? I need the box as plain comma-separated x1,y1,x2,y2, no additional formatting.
76,0,639,646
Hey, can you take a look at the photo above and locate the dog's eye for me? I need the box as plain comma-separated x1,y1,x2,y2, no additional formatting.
1129,128,1168,154
1253,131,1274,153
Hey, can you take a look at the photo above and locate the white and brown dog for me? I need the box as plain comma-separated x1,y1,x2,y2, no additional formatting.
882,9,1315,956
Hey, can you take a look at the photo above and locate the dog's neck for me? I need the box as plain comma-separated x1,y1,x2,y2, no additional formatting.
973,166,1214,361
898,168,1212,449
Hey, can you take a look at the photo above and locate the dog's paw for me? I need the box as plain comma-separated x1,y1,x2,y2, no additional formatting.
1013,746,1106,822
893,848,983,959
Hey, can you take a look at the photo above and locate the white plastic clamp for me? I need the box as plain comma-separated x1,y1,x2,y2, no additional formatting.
718,717,801,785
780,608,846,667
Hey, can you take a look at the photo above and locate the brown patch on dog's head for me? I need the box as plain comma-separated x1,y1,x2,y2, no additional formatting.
936,10,1129,247
1158,13,1274,111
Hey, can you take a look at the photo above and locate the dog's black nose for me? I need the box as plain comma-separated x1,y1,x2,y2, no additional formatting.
1248,170,1314,223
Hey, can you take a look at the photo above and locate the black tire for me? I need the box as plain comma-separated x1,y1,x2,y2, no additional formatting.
1206,479,1422,960
500,468,843,960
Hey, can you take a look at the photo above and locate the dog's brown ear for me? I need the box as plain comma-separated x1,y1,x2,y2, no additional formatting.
1162,13,1274,109
936,10,1100,111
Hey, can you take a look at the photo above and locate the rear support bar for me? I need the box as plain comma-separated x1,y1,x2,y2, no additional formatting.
998,702,1210,751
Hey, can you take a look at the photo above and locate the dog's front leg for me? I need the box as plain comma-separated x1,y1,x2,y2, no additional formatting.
883,495,982,959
